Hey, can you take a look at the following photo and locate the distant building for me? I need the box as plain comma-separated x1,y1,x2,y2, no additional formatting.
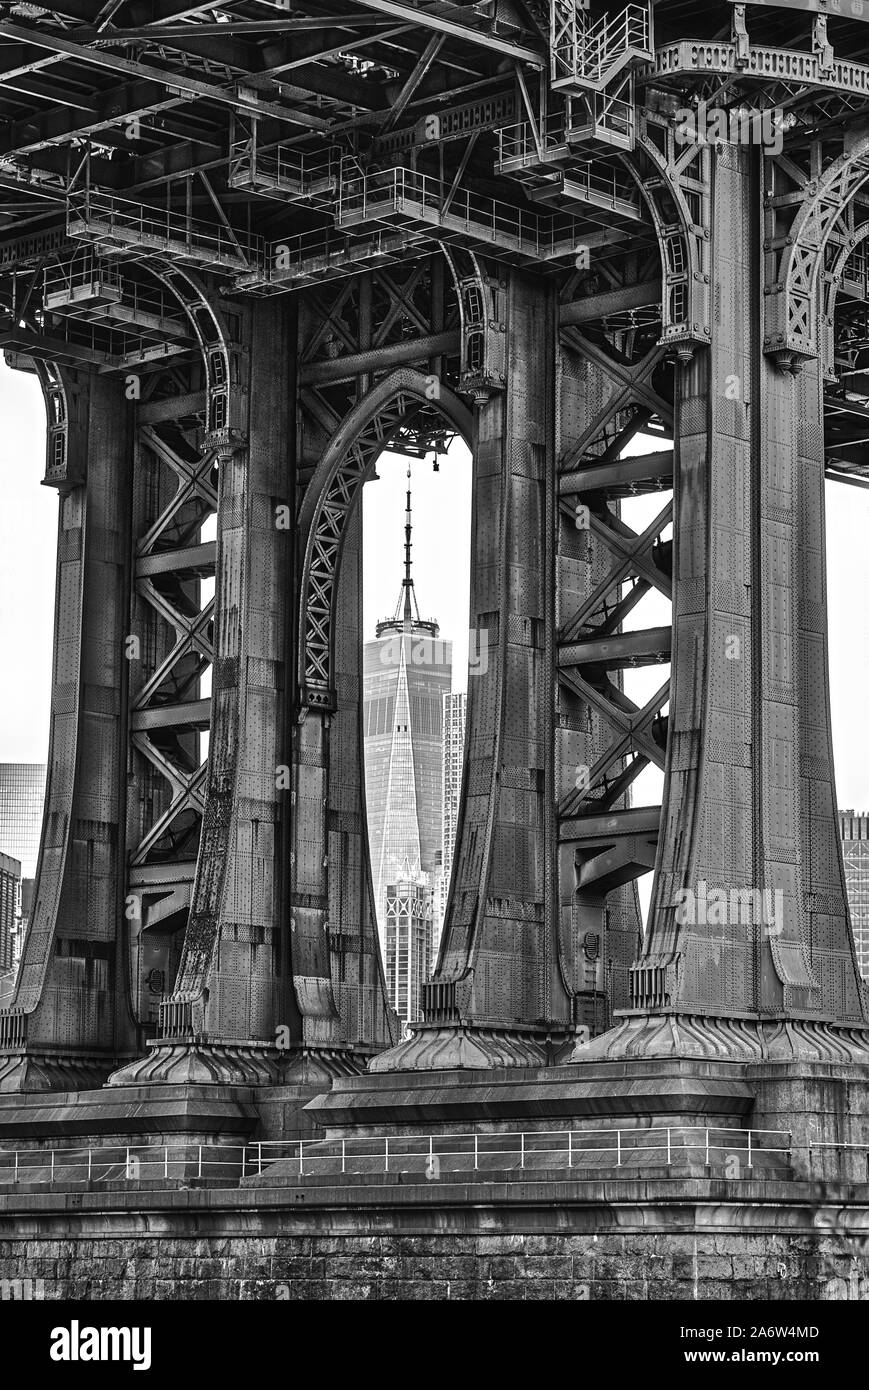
840,810,869,981
363,466,451,1024
383,874,434,1025
0,763,46,877
14,877,35,969
438,691,466,951
0,851,21,973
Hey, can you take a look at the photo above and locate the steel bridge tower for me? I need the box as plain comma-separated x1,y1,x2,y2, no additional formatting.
0,2,865,1173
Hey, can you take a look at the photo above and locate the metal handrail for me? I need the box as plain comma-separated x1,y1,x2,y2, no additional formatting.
43,257,186,331
253,225,434,287
552,2,652,86
808,1141,869,1149
0,1125,794,1189
67,187,264,271
497,123,638,206
228,137,339,199
336,162,582,260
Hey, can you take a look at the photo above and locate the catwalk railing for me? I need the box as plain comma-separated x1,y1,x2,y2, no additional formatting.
335,164,583,265
67,188,263,274
228,135,339,206
237,225,435,292
497,114,640,213
0,1126,794,1187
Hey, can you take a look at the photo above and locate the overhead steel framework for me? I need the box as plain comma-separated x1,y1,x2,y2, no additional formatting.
0,0,867,1093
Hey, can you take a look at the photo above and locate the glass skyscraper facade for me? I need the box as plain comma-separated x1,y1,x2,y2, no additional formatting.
364,629,452,922
0,851,20,974
0,763,46,878
383,877,434,1026
362,468,452,1024
840,809,869,981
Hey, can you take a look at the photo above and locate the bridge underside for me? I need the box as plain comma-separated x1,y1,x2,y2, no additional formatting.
0,2,866,1208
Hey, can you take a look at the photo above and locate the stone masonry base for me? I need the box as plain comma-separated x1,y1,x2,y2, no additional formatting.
1,1178,867,1300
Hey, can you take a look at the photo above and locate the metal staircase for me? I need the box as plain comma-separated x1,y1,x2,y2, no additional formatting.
493,2,654,218
551,1,653,94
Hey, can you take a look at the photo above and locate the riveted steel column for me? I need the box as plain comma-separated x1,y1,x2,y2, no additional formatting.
587,144,869,1058
630,146,766,1020
0,371,137,1089
757,331,864,1024
370,268,576,1070
196,299,292,1045
289,506,397,1056
111,297,297,1082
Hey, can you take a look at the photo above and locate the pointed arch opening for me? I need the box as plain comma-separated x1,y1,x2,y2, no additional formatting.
298,367,473,1031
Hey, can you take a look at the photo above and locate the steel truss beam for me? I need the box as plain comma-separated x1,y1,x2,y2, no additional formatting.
341,0,545,65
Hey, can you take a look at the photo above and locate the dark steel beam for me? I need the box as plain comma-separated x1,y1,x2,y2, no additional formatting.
299,331,459,385
558,805,663,843
559,627,673,670
131,700,211,731
87,17,399,40
137,390,207,423
381,32,444,132
559,451,674,496
343,0,545,65
0,21,333,132
136,543,216,576
559,280,664,326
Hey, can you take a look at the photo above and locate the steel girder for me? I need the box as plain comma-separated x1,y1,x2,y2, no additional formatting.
554,328,672,1034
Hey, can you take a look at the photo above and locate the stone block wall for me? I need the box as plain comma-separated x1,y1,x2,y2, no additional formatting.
1,1179,867,1300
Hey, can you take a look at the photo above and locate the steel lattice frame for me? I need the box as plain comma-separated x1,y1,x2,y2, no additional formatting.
298,367,472,707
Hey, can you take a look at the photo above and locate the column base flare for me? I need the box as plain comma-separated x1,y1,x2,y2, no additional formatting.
570,1013,869,1063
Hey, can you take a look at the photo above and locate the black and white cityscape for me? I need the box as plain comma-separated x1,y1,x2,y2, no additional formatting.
0,0,868,1348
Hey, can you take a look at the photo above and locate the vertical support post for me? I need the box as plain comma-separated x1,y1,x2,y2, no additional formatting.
604,143,869,1052
372,268,573,1070
0,373,137,1089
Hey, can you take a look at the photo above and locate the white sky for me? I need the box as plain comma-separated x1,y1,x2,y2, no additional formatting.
0,357,52,763
2,350,868,876
363,437,472,689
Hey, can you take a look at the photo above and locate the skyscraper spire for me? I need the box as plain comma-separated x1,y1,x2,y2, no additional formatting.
403,463,413,629
375,460,439,639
